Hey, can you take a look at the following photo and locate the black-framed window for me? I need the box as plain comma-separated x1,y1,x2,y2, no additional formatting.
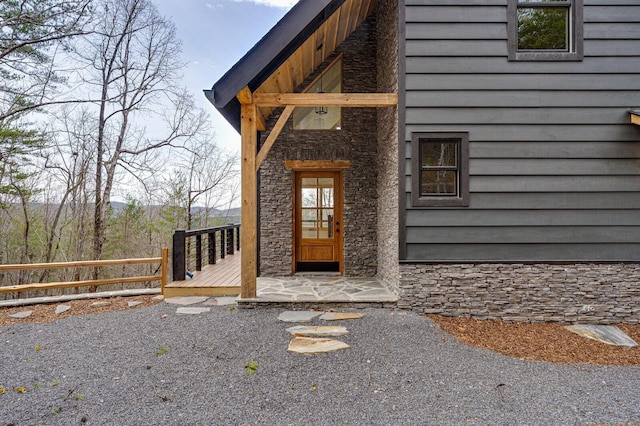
508,0,583,61
411,132,469,207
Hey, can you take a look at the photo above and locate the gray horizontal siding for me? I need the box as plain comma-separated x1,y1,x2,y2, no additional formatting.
405,175,640,193
406,141,640,159
404,125,638,141
406,158,640,175
407,57,640,74
406,226,640,244
405,244,640,262
406,193,640,210
402,1,640,262
406,209,640,227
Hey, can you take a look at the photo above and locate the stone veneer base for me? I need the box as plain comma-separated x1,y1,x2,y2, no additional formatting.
398,263,640,324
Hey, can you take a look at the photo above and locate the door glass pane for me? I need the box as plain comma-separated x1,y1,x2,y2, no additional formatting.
301,178,317,208
300,176,336,240
319,178,334,208
302,208,317,238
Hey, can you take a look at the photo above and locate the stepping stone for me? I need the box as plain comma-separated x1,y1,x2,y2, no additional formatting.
128,301,143,307
277,311,322,323
9,310,33,319
55,305,71,315
319,312,365,321
288,337,350,354
164,296,209,306
91,301,111,308
176,307,210,315
286,325,349,337
565,324,638,347
203,297,237,306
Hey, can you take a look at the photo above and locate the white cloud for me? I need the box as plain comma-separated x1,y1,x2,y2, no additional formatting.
231,0,298,8
205,2,223,9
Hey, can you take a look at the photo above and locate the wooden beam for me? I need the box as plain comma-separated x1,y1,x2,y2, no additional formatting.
240,103,258,299
284,160,351,170
256,111,267,132
632,113,640,126
256,105,294,171
236,86,252,104
253,93,398,108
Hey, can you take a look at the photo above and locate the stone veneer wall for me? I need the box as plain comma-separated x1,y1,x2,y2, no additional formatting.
398,263,640,324
375,0,400,293
258,16,378,277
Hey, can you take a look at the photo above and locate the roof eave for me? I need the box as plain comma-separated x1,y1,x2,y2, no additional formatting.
206,0,347,133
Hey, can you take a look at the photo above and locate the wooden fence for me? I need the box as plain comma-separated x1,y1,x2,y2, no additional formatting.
0,248,168,296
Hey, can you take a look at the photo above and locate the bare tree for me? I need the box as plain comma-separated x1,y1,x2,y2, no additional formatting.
72,0,207,275
0,0,93,122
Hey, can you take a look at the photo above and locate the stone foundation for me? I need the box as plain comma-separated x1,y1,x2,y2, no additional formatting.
398,263,640,324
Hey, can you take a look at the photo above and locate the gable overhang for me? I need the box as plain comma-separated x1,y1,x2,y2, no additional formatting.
208,0,398,300
206,0,380,132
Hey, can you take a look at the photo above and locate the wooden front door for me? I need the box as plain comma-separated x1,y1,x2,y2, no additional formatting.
294,171,343,273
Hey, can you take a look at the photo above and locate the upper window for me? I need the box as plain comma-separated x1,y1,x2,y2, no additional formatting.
508,0,583,61
293,57,342,130
411,132,469,207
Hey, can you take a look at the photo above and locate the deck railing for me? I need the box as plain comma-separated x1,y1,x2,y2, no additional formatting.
172,223,241,281
0,248,168,296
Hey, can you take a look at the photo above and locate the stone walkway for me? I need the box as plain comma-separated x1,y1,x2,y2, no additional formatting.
249,276,397,303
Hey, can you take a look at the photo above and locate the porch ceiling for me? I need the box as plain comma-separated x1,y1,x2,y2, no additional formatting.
206,0,377,132
253,0,377,127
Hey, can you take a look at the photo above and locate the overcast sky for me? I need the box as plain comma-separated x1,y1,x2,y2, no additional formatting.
152,0,297,153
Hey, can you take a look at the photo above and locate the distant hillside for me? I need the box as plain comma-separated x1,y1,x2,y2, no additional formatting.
109,201,240,221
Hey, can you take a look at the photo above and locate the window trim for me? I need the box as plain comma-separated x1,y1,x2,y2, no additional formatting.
507,0,583,62
411,132,469,208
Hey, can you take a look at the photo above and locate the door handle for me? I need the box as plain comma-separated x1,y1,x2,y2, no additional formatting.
328,215,333,238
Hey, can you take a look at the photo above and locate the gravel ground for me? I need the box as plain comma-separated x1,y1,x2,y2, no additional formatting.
1,303,639,426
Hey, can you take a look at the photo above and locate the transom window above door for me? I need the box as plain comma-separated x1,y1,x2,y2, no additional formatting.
293,56,342,130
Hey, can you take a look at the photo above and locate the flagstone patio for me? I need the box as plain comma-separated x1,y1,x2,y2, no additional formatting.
245,276,398,303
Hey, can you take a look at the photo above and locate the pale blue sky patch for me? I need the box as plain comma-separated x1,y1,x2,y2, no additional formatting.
152,0,295,151
230,0,298,7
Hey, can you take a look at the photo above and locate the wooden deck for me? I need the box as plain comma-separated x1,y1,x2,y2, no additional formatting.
163,251,241,298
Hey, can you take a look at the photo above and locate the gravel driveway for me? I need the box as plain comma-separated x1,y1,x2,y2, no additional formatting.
1,302,639,425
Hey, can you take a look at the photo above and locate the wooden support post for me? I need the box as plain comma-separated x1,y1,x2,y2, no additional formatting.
172,230,185,281
240,101,258,299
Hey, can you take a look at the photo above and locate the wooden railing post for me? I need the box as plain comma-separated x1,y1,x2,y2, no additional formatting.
172,229,186,281
208,232,216,265
220,229,226,260
227,224,235,255
161,247,168,292
195,234,202,271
